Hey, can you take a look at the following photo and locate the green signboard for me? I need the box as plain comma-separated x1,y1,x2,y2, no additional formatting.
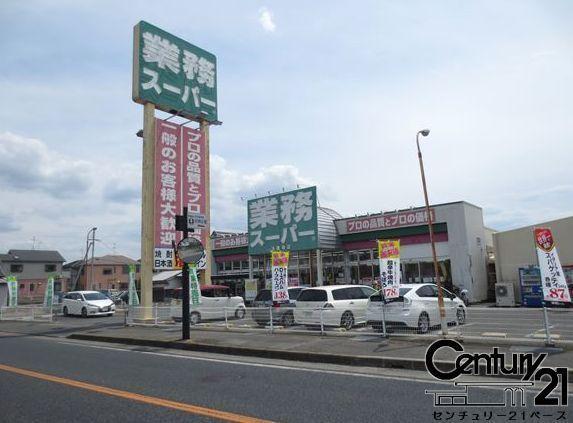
44,276,54,308
128,264,140,306
133,21,218,122
7,275,18,307
248,186,318,255
189,265,201,306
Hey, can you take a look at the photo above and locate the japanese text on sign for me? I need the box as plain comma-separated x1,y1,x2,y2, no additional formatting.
248,187,318,255
345,209,435,233
378,240,401,299
213,234,249,249
535,228,571,303
154,119,207,270
133,21,218,122
271,251,290,303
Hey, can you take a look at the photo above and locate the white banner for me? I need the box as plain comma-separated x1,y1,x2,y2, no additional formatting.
378,240,401,299
535,228,571,303
245,279,258,301
271,251,290,302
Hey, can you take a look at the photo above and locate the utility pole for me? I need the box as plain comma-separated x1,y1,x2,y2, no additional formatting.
175,207,191,340
90,228,97,291
416,129,448,336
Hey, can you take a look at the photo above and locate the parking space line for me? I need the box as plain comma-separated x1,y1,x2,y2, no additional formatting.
0,363,271,423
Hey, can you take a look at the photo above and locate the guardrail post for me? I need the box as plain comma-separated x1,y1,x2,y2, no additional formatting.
0,307,3,321
125,306,129,326
320,307,324,336
381,301,387,338
224,307,229,329
269,307,274,334
154,304,158,325
542,305,554,346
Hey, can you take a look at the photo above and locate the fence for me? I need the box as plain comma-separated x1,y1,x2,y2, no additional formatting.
0,305,57,322
125,304,573,344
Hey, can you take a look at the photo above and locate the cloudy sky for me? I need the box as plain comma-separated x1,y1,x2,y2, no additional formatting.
1,1,572,262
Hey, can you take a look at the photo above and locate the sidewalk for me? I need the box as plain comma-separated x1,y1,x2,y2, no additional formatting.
68,325,573,378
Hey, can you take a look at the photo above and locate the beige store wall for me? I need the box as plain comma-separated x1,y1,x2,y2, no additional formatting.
493,215,573,301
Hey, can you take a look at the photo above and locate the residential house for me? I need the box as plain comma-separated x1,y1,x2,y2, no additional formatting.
67,255,141,292
0,249,66,304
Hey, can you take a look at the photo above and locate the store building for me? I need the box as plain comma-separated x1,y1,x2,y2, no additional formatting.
211,187,492,303
493,215,573,305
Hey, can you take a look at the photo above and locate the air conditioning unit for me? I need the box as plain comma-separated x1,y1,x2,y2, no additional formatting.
495,283,516,307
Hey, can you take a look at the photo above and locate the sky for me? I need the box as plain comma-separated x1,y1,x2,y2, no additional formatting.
0,1,572,262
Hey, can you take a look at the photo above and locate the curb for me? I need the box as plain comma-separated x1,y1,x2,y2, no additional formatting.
67,333,573,380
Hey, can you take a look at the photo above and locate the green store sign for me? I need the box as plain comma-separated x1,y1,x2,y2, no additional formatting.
133,21,218,122
248,186,318,255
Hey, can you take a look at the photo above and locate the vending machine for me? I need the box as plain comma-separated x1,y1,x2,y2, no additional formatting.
518,266,543,307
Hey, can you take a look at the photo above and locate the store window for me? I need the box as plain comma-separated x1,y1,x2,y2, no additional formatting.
224,262,232,271
404,262,420,283
241,261,249,270
349,251,359,263
420,262,436,283
217,262,224,272
232,261,241,270
358,250,371,262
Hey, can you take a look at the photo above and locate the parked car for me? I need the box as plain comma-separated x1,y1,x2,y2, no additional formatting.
365,283,467,334
251,287,306,327
170,285,246,325
293,285,376,330
62,291,116,318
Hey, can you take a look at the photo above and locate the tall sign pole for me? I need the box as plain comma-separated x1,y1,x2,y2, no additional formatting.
200,119,212,285
140,102,156,313
133,21,219,304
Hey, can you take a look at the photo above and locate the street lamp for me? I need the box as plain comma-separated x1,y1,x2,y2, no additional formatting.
416,129,448,336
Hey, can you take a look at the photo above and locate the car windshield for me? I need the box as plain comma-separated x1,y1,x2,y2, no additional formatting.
83,292,108,301
287,288,303,300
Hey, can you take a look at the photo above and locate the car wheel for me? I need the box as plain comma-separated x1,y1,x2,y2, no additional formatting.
81,307,88,318
340,311,354,330
190,312,201,325
456,308,466,325
235,307,246,319
281,312,295,327
417,313,430,334
63,306,68,317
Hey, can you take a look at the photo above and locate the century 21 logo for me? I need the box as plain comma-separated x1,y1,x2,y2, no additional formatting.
425,340,568,406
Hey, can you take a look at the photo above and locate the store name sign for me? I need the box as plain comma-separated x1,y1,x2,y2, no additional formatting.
345,209,435,234
213,234,249,250
133,21,218,122
248,187,318,255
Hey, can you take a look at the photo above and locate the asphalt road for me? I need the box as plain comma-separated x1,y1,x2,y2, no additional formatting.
0,331,571,422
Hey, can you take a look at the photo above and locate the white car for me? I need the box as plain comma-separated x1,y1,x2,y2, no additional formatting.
293,285,377,330
365,283,467,334
62,291,116,317
170,285,246,325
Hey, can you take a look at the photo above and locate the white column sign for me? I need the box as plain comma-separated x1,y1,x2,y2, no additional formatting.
535,228,571,303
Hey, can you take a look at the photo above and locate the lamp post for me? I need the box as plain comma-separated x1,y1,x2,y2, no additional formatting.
416,129,448,336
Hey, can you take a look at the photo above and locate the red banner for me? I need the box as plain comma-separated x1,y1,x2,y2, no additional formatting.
154,119,206,270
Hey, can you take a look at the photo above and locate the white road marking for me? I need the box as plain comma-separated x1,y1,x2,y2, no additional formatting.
55,340,571,397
